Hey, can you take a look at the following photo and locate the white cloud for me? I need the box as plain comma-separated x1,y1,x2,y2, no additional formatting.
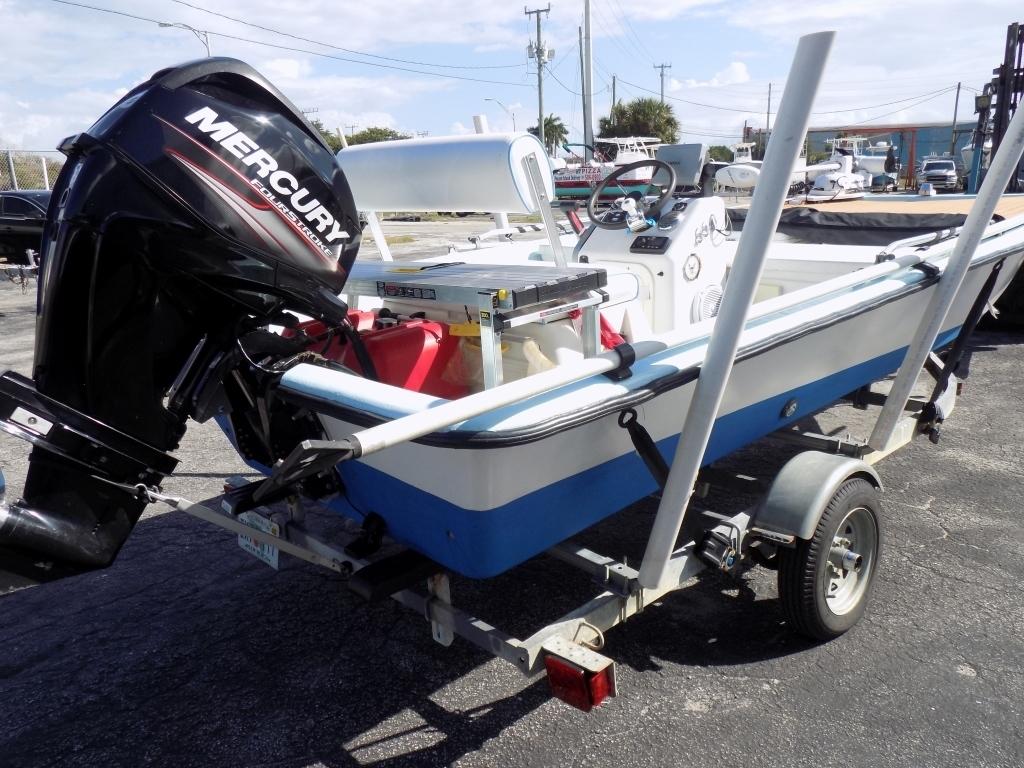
2,0,1019,151
628,0,727,21
259,58,313,82
671,62,751,90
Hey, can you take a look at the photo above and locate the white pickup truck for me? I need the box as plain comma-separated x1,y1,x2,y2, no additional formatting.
916,157,963,192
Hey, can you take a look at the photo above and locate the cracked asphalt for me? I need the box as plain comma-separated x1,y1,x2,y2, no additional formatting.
1,253,1023,767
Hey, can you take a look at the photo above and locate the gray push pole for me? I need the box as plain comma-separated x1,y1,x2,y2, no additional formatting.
637,31,836,591
868,102,1024,451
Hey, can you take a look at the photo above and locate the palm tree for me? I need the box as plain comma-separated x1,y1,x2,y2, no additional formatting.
528,114,569,156
598,98,679,147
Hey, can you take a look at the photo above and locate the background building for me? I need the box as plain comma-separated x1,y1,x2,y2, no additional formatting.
745,121,977,187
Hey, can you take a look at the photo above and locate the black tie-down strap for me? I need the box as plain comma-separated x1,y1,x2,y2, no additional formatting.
618,408,669,491
919,258,1006,442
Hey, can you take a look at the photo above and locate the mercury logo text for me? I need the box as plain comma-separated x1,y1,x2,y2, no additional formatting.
183,107,348,255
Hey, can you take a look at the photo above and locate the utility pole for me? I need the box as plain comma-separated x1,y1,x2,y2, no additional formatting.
654,63,672,103
345,125,358,137
611,75,616,119
950,81,962,155
525,5,552,152
579,26,586,131
764,82,772,158
582,0,594,162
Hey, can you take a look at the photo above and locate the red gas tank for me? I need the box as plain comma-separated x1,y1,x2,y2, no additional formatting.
293,314,468,399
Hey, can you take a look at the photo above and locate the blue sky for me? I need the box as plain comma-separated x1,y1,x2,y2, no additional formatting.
1,0,1020,151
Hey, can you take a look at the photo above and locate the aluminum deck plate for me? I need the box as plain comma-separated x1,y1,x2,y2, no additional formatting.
345,261,607,310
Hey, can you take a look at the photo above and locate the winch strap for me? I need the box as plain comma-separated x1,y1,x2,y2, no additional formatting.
618,408,669,491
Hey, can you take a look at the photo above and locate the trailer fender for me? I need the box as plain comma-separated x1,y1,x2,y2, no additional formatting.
752,451,882,543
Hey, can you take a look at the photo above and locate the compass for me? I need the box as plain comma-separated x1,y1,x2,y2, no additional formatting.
683,253,702,281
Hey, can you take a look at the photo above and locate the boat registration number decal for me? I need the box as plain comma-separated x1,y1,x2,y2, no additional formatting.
237,512,280,569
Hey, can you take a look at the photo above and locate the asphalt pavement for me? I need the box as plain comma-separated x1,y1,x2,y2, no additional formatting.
1,247,1023,767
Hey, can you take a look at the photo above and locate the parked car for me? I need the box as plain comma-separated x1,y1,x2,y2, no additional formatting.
0,190,50,265
916,158,962,192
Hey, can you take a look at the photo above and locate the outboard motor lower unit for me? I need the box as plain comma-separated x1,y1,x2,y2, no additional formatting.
0,58,361,579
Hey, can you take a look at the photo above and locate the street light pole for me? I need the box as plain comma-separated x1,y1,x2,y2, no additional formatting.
158,22,212,56
484,98,516,131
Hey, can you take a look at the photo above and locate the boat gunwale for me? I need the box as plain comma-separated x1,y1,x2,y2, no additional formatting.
277,220,1024,449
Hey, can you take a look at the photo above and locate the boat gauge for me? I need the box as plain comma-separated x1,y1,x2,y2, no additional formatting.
683,253,702,281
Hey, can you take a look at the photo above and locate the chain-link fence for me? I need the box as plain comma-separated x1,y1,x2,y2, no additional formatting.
1,150,65,191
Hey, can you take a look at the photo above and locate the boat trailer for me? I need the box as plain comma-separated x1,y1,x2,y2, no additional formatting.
115,323,967,712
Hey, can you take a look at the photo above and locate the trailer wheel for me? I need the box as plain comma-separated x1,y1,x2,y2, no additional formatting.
778,477,882,641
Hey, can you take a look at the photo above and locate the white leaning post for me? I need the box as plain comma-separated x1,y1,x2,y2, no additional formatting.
522,152,568,267
337,132,393,263
868,103,1024,451
361,209,393,262
472,113,511,232
637,31,837,591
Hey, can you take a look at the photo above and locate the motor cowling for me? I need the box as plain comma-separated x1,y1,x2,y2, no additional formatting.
0,58,361,579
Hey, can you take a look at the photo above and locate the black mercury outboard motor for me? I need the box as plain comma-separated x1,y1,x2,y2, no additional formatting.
0,58,361,579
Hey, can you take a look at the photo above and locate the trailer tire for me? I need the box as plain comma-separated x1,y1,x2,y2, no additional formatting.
777,477,882,641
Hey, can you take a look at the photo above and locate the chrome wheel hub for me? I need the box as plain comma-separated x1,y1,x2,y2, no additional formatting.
824,506,877,615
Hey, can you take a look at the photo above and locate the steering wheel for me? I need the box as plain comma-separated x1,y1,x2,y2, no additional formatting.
587,159,677,230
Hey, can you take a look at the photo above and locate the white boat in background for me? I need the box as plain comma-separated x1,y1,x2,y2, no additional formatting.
553,136,661,200
715,141,817,191
822,136,902,188
805,152,868,201
856,139,899,174
962,131,992,177
714,142,761,189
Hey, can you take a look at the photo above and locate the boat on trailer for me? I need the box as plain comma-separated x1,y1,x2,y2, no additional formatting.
3,32,1024,711
552,137,662,200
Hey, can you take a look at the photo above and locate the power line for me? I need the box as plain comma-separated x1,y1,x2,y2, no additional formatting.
602,0,653,64
617,75,960,118
590,3,643,63
547,43,578,74
811,86,956,115
168,0,524,70
48,0,532,87
617,77,761,112
849,88,958,126
544,63,608,98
